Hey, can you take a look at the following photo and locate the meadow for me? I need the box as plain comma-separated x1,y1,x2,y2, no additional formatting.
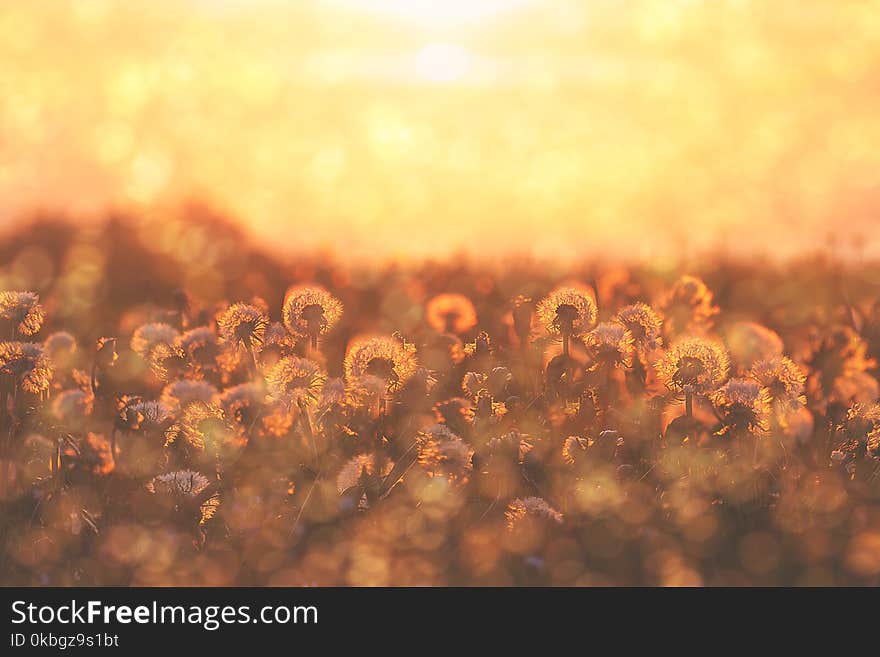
1,213,880,586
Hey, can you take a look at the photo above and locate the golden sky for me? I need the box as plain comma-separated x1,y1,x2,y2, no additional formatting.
2,1,879,262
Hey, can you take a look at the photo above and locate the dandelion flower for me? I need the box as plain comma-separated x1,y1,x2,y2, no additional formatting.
415,424,474,484
0,341,53,394
656,337,729,395
265,356,327,409
0,291,44,336
656,336,729,417
146,469,219,524
160,379,218,414
711,378,772,435
658,275,718,336
130,322,179,359
164,402,237,456
344,335,417,394
536,286,597,339
176,326,222,373
749,356,806,414
425,293,478,335
217,382,265,427
584,322,634,370
614,303,662,353
336,453,394,500
282,285,342,348
217,303,269,349
117,398,172,433
505,497,563,530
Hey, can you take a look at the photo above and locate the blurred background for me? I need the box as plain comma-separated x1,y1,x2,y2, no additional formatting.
1,1,879,263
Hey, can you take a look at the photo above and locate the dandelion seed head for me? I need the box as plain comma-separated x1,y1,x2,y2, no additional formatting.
615,302,662,352
117,398,172,433
160,379,218,414
164,402,236,453
336,453,394,495
0,341,53,394
711,378,772,434
536,286,597,338
130,322,179,359
659,275,718,336
584,321,634,369
217,303,269,349
505,497,563,530
0,290,45,336
416,423,474,483
265,356,327,408
282,285,343,340
750,356,806,411
656,336,729,395
344,335,417,393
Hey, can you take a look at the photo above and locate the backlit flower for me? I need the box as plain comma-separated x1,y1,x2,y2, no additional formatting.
656,336,729,395
344,335,417,393
282,285,342,346
536,286,597,338
265,356,326,408
0,290,44,336
217,303,268,349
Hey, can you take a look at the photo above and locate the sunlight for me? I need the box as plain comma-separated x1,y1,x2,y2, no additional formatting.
331,0,534,26
415,43,471,82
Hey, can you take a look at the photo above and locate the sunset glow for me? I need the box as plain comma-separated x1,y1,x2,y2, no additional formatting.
1,2,879,261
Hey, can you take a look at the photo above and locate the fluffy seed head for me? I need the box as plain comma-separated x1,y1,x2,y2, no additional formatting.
282,285,343,339
0,341,53,394
265,356,327,408
584,322,634,369
0,291,44,336
615,302,662,352
656,336,729,395
536,286,597,338
344,335,418,393
217,303,269,349
130,323,179,359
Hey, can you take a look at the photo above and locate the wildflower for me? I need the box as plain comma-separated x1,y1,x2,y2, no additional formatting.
217,382,265,428
130,323,179,359
282,285,342,349
432,397,475,435
0,291,44,336
749,356,806,415
658,275,718,336
614,303,662,353
217,303,268,349
536,286,597,349
505,497,563,530
0,341,53,394
425,293,478,335
164,402,238,458
415,424,474,484
149,342,188,381
265,356,326,409
336,453,394,509
117,398,172,434
583,322,634,370
344,335,417,394
146,469,220,524
656,336,729,417
562,435,589,465
257,321,297,367
160,379,218,414
176,326,222,374
44,331,77,370
711,378,772,436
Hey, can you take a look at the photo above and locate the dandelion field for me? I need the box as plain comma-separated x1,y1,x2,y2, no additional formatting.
2,216,880,587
